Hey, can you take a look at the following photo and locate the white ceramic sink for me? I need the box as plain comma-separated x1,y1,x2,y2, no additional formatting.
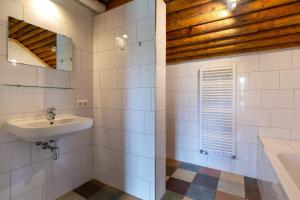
5,115,93,142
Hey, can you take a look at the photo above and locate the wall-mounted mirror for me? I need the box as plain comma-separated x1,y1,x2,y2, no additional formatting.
8,17,73,71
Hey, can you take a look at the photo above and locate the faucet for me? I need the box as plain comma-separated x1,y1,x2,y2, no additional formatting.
36,140,60,160
46,107,56,121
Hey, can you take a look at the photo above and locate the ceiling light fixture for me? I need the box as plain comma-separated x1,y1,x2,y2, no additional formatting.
227,0,237,11
51,46,57,52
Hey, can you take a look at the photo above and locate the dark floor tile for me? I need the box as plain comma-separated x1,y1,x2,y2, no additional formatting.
161,191,184,200
198,167,221,178
118,193,141,200
74,179,106,198
215,191,245,200
244,177,261,200
186,183,216,200
244,177,258,189
167,159,182,167
166,177,191,195
179,162,201,172
167,166,177,176
193,173,219,190
88,186,124,200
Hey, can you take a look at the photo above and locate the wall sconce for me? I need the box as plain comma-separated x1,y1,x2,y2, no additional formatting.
115,36,126,51
227,0,237,11
121,45,125,51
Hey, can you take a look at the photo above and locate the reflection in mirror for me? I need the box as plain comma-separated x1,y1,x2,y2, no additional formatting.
8,17,73,71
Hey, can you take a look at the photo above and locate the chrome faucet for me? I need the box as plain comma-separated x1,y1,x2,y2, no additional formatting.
46,107,56,121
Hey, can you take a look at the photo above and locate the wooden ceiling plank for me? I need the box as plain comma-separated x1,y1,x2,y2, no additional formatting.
167,1,300,40
167,24,300,54
33,43,56,54
262,0,299,7
9,25,36,39
167,0,226,22
28,35,56,50
166,0,213,14
167,33,300,59
37,51,55,58
43,55,56,62
167,0,251,23
105,0,132,10
16,28,45,42
9,21,28,35
47,60,56,66
8,17,18,28
166,0,298,32
167,41,300,64
23,31,55,46
167,14,300,48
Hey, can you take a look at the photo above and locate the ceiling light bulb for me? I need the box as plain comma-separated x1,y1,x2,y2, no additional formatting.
227,0,237,11
51,46,57,52
122,34,128,39
219,10,230,17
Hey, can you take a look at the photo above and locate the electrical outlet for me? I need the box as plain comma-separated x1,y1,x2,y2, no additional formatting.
76,100,88,107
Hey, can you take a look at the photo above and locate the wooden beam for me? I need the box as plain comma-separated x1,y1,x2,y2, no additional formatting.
43,55,56,62
167,33,300,60
166,0,213,14
9,21,28,35
167,0,248,23
106,0,132,10
37,51,55,58
167,1,300,39
32,43,56,54
166,0,298,32
8,17,18,28
167,24,300,54
28,35,56,50
16,28,45,42
23,31,55,46
167,41,300,64
9,25,36,39
47,60,56,66
167,14,300,48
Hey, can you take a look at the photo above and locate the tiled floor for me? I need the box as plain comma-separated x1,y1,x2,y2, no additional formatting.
163,159,261,200
58,159,261,200
57,180,140,200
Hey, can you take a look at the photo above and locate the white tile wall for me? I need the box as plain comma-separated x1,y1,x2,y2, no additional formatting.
0,0,94,199
0,141,30,173
0,172,10,200
11,160,51,198
280,69,300,89
248,71,279,89
93,1,163,199
52,150,81,179
13,186,42,200
43,174,73,200
260,51,292,71
167,48,300,178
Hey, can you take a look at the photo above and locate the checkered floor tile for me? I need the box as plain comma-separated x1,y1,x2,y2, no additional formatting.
57,179,140,200
163,159,261,200
57,159,261,200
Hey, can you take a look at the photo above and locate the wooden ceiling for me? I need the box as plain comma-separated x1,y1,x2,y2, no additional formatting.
166,0,300,64
9,17,56,68
97,0,132,10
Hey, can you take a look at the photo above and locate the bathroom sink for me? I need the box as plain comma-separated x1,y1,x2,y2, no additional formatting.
5,115,93,142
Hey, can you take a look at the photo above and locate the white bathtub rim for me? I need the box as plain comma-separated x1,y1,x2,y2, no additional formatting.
259,137,300,200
